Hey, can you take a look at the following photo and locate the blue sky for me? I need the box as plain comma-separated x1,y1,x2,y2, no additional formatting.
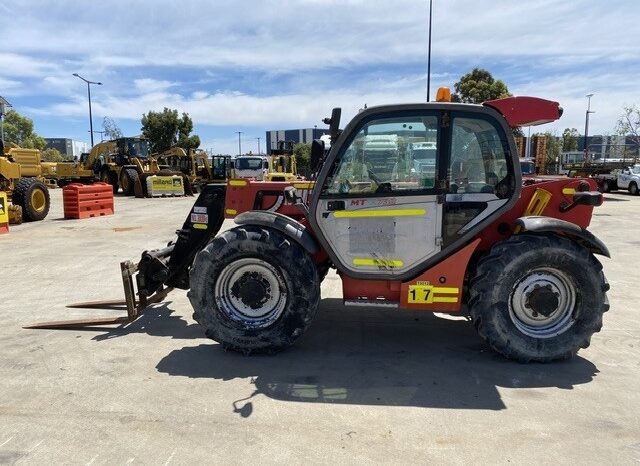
1,0,639,155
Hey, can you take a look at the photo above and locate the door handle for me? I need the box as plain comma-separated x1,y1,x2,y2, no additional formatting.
326,200,345,211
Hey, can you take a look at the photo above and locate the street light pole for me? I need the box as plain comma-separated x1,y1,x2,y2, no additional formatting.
584,93,595,162
73,73,102,147
255,137,261,155
236,131,243,156
426,0,433,102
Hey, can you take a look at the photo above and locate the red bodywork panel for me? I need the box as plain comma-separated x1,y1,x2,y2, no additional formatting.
483,96,562,127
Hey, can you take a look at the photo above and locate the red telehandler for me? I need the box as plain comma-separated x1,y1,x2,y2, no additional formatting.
30,90,609,362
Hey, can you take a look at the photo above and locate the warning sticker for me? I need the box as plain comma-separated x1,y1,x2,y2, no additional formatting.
193,206,207,214
191,213,208,224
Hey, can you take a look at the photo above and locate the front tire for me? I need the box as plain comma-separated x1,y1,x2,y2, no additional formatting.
629,182,638,196
188,225,321,353
120,168,139,196
601,180,611,193
469,234,609,362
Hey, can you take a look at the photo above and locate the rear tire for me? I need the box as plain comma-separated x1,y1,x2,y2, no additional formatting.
469,234,609,363
601,180,611,193
629,182,638,196
189,225,321,353
120,168,139,196
100,169,118,194
12,178,50,221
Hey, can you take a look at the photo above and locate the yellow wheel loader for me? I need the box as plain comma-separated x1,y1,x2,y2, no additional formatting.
0,143,51,223
264,140,300,181
56,137,191,197
155,147,231,192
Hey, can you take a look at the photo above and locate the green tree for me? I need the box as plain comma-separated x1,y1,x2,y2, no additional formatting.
3,110,46,149
561,128,579,152
614,105,640,156
140,108,200,153
451,68,522,137
452,68,511,104
102,117,123,140
541,131,561,174
293,143,311,176
40,148,70,162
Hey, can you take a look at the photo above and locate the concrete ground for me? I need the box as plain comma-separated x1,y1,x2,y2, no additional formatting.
0,188,639,465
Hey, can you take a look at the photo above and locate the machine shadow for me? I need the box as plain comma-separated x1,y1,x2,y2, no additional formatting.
89,302,203,341
156,298,599,411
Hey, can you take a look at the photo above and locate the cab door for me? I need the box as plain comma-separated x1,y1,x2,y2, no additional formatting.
311,111,444,278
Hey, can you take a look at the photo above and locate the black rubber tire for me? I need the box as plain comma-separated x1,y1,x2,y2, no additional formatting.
629,182,638,196
12,178,50,222
120,168,139,196
100,169,118,194
601,180,611,193
188,225,321,353
468,234,609,363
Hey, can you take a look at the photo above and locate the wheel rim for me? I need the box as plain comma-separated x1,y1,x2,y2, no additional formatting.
31,188,46,213
214,257,288,329
509,267,576,338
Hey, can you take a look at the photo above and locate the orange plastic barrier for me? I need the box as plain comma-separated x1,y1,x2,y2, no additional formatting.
63,183,114,219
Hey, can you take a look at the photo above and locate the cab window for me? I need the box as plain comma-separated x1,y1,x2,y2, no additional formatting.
324,115,439,195
449,117,511,197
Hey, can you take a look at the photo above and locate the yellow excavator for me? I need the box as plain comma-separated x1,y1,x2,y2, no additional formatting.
155,147,232,191
0,142,53,223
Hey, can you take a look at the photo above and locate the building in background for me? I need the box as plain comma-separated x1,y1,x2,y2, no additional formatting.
44,138,89,158
265,128,330,154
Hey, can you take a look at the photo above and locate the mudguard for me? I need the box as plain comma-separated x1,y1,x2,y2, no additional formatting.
515,216,610,257
234,210,319,255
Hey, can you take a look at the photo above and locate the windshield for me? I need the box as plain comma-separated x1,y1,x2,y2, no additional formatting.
127,140,149,158
236,157,263,170
632,164,640,175
520,160,536,175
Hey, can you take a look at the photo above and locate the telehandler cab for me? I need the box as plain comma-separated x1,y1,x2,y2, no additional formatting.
31,91,610,363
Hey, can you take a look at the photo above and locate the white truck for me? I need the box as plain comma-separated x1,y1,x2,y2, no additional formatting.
614,164,640,195
233,155,269,180
596,164,640,195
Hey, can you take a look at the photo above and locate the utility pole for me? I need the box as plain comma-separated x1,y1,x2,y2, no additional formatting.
73,73,102,147
255,137,261,155
584,93,595,162
235,131,243,156
0,96,12,151
426,0,433,102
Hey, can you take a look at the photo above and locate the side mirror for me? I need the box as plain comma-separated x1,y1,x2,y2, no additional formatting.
310,139,325,173
323,107,342,143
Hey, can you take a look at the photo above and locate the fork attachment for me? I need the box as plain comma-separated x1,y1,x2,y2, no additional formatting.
24,184,227,330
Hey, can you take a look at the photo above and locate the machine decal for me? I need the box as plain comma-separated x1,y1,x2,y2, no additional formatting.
193,206,207,214
192,223,207,230
333,208,426,218
190,213,208,224
353,258,404,268
229,179,248,187
225,208,237,216
562,187,576,196
407,284,459,304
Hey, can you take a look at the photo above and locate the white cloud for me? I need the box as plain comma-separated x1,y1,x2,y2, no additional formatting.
3,0,640,148
133,79,176,93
